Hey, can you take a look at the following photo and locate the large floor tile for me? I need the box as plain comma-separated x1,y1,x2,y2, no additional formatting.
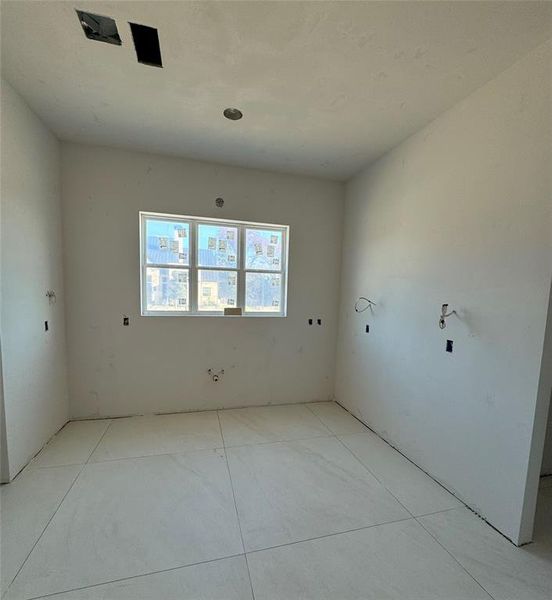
227,436,409,551
1,465,81,595
90,412,223,462
340,431,462,516
218,404,331,447
8,450,243,600
31,556,253,600
307,402,367,435
418,504,552,600
32,420,111,468
247,519,490,600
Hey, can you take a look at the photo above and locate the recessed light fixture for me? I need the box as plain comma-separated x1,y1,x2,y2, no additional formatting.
223,108,243,121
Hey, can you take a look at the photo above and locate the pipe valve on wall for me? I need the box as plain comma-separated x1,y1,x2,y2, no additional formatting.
208,368,224,383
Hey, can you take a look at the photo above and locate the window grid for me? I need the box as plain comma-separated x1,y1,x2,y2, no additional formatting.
140,212,288,317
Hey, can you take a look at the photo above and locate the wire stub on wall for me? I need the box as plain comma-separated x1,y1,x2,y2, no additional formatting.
439,303,457,329
354,297,376,313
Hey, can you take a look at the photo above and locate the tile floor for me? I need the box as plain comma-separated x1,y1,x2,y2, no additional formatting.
1,402,551,600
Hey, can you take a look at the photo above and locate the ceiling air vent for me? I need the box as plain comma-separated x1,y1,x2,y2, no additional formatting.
76,10,121,45
129,22,163,68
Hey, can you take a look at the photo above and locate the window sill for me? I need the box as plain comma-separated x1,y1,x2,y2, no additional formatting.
141,311,287,318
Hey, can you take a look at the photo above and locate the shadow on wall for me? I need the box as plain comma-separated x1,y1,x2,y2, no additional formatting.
538,277,552,477
541,389,552,476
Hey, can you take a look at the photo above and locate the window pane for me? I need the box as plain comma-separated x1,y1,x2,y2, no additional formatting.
146,268,189,311
245,272,282,313
146,219,189,265
197,224,238,268
245,228,283,271
198,270,237,312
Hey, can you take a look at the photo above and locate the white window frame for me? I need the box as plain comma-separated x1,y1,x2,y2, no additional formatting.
140,211,289,317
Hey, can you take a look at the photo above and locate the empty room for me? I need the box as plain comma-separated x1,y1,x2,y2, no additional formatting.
1,1,551,599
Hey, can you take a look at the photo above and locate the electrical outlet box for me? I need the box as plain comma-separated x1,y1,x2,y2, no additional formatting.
446,340,453,353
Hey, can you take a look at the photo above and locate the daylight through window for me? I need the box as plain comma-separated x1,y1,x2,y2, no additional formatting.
140,212,289,316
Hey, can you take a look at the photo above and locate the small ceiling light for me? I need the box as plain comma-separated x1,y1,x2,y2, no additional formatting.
223,108,243,121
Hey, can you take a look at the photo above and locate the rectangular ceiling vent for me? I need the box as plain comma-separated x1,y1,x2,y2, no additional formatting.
76,10,121,45
129,22,163,68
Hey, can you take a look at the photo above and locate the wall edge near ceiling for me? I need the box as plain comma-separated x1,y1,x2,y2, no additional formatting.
345,37,552,184
58,137,349,185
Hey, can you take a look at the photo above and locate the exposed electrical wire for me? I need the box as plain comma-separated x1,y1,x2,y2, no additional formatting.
354,297,376,313
439,303,456,329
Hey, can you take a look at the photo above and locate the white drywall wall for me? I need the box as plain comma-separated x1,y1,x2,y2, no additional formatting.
0,80,69,479
61,143,343,418
335,41,552,545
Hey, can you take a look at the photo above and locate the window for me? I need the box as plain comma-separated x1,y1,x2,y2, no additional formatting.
140,212,289,316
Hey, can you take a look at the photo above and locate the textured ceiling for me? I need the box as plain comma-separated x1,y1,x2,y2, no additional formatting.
2,1,551,180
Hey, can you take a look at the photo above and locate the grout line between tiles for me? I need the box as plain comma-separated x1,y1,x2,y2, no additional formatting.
302,404,335,436
242,551,256,600
334,435,416,517
32,434,340,470
5,422,114,596
413,506,462,519
332,401,523,547
224,432,335,450
304,403,417,518
415,516,497,600
28,461,87,470
219,404,333,449
33,434,341,470
28,420,113,470
13,514,430,600
304,405,467,523
333,401,470,505
245,514,415,556
85,419,114,465
15,553,247,600
5,468,83,594
78,446,227,465
216,411,257,600
216,409,228,447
